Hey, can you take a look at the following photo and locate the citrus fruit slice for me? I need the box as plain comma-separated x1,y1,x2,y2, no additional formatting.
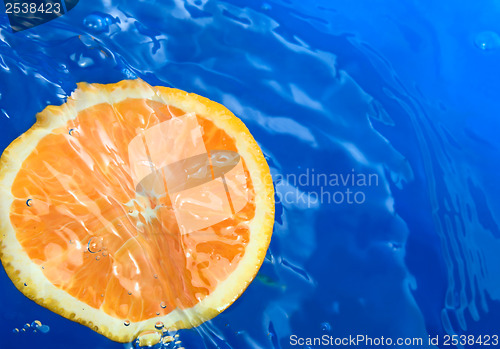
0,79,274,342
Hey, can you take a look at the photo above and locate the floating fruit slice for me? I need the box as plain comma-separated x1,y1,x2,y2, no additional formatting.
0,79,274,342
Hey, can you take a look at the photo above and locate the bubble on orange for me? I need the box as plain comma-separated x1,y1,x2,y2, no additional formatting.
0,79,274,342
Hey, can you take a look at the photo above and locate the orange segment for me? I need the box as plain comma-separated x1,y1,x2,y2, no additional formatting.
0,79,274,342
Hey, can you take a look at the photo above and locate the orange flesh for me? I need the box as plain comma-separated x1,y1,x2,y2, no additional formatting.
9,98,255,322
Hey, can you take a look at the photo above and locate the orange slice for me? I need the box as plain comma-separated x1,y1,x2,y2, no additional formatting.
0,79,274,342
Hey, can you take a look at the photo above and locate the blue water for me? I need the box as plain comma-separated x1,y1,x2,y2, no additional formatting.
1,0,500,348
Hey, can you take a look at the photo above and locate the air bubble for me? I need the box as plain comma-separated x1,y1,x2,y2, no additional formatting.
68,128,78,136
128,292,132,295
162,336,174,343
88,236,104,253
475,31,500,51
102,250,109,257
31,320,42,328
95,255,101,261
38,325,50,334
124,320,130,326
26,199,32,207
160,301,166,309
136,330,161,347
321,322,331,332
154,321,164,330
83,14,109,33
12,328,19,333
156,312,160,316
153,274,158,279
24,283,27,286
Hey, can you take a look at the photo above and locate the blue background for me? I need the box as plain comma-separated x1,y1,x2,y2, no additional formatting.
1,0,500,348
